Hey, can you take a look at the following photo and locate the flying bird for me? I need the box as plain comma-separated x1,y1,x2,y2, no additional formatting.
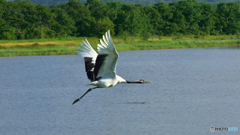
72,30,150,105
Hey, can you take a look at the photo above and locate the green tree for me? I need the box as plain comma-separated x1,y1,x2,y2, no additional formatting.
86,0,109,20
198,2,216,35
216,2,240,34
0,0,7,39
153,2,174,35
1,27,16,40
2,0,29,39
114,4,142,36
138,13,153,40
50,5,76,37
33,4,56,38
95,17,114,37
170,0,201,35
106,1,122,22
63,0,94,36
140,4,161,36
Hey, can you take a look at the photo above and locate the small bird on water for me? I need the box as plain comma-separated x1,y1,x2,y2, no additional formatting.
72,30,150,105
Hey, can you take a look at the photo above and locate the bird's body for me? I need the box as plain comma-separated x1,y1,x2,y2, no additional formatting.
72,30,150,105
89,77,118,88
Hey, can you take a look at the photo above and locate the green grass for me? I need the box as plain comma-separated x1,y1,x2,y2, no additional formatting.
0,35,240,57
115,38,240,51
0,44,77,56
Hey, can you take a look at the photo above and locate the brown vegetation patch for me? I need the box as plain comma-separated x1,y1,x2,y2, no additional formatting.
0,41,76,47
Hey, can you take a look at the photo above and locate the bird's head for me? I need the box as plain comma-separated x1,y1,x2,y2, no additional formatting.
126,79,151,84
139,79,151,84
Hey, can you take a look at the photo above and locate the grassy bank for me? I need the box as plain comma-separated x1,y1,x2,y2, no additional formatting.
0,35,239,57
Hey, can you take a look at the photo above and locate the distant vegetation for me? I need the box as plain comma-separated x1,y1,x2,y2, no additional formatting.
1,35,239,57
7,0,240,7
1,0,240,40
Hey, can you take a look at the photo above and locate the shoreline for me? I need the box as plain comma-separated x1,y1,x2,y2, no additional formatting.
0,35,239,57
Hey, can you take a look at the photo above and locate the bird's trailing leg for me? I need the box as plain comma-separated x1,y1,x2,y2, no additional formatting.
72,87,97,105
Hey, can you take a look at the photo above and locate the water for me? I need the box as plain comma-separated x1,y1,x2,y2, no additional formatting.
0,47,240,135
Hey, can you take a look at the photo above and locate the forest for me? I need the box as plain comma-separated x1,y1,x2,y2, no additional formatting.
7,0,240,7
1,0,240,40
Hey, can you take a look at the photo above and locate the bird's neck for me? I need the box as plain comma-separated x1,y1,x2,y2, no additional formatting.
126,81,142,83
116,75,127,83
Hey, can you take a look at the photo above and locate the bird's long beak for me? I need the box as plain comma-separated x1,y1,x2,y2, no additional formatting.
144,81,151,84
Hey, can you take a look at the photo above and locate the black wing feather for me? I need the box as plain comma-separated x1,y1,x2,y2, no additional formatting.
84,57,95,81
84,57,95,72
83,55,108,81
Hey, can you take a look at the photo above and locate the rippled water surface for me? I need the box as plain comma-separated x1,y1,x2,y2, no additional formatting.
1,47,240,135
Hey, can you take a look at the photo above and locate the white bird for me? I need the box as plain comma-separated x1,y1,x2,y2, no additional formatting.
72,30,150,105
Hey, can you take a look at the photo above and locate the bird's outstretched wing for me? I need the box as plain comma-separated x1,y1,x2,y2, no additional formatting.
76,30,118,81
96,30,119,79
76,39,98,81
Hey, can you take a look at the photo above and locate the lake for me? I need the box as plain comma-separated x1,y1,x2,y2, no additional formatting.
0,47,240,135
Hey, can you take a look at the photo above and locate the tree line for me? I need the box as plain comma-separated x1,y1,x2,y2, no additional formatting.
8,0,240,7
1,0,240,40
